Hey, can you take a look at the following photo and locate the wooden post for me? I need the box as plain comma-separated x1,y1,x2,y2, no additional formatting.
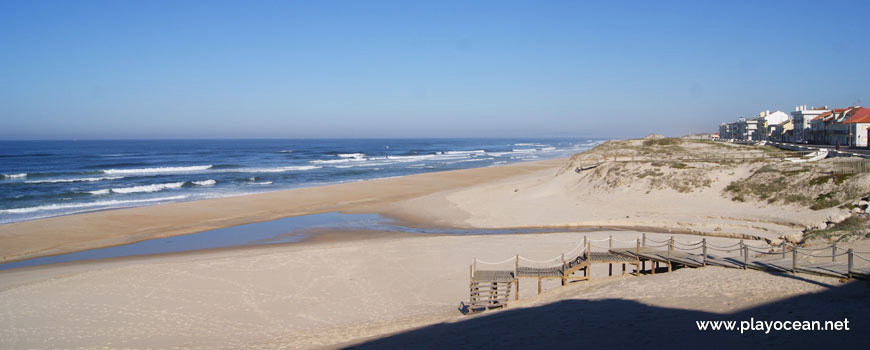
702,238,707,266
743,245,749,269
609,235,613,276
792,248,797,274
537,278,542,295
636,239,642,275
641,234,646,271
514,255,520,300
667,236,673,272
622,263,626,275
739,240,744,257
491,281,497,306
848,249,854,279
586,242,592,280
832,242,837,262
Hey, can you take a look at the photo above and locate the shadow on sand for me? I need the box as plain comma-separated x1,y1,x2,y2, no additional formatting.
345,279,870,349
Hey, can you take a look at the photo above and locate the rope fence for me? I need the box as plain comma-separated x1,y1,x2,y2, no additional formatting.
472,233,868,281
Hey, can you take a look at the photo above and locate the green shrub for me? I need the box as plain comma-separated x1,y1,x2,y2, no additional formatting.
642,138,683,147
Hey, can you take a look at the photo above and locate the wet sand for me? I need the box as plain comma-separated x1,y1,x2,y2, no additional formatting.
0,158,563,263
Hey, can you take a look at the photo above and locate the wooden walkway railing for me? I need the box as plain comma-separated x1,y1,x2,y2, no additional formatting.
466,234,870,313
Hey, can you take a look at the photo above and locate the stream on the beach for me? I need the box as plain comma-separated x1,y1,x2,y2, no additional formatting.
0,212,606,270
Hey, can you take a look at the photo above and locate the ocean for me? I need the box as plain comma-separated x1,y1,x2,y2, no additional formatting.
0,138,602,224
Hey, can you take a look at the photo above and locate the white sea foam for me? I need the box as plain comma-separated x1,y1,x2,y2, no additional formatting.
444,158,493,164
2,173,27,179
250,181,273,185
279,150,293,153
337,153,365,158
512,146,559,153
26,176,124,184
232,166,321,173
514,143,548,147
445,150,485,155
310,158,367,164
102,165,212,175
110,182,185,194
192,179,217,186
0,195,188,214
88,189,111,195
386,155,435,162
486,151,513,157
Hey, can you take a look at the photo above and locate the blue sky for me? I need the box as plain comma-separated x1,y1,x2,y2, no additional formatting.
1,0,868,139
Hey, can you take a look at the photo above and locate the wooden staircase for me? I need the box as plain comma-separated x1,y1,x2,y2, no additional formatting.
468,270,514,312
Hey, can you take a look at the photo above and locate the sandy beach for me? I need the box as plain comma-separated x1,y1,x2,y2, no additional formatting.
1,141,868,349
5,228,865,349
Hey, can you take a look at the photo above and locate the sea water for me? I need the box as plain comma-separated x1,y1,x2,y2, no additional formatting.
0,138,602,224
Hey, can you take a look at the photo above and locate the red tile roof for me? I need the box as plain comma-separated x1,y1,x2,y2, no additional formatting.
842,107,870,124
810,112,832,121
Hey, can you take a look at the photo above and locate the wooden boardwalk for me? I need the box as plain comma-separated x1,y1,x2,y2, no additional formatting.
467,236,870,313
610,247,870,279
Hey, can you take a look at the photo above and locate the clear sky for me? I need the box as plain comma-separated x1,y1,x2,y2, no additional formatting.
1,0,868,140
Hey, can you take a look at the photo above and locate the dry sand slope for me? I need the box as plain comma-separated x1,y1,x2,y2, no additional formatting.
389,138,861,243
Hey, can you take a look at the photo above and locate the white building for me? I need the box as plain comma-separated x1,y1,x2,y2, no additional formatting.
719,123,734,139
842,107,870,147
822,107,870,147
790,105,830,143
758,110,790,126
738,117,760,141
720,109,795,141
770,119,794,142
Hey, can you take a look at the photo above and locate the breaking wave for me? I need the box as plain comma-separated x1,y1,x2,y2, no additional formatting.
26,176,124,184
102,165,213,175
109,182,185,194
337,153,365,158
0,195,189,214
230,166,321,173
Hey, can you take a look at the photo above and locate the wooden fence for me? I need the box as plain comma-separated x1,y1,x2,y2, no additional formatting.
833,158,870,174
